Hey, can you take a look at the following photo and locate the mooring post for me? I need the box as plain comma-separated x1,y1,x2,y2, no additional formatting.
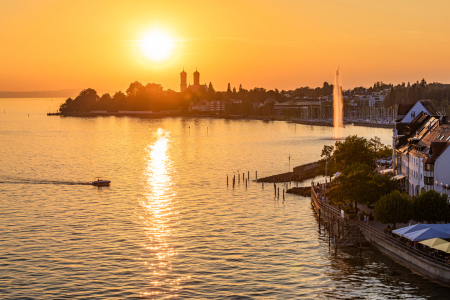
277,187,279,198
246,179,247,189
227,175,228,186
334,235,337,258
283,189,285,200
274,184,276,195
318,209,321,231
360,229,362,254
328,223,331,250
337,219,340,238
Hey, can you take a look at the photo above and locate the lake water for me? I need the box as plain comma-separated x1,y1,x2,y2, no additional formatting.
1,98,450,299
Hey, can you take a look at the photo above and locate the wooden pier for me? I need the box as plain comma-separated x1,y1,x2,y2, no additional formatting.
257,161,323,183
311,186,365,250
310,185,450,285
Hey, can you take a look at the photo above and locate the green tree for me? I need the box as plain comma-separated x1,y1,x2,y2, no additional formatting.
366,173,399,205
321,145,334,158
413,190,450,223
333,135,375,170
385,86,397,107
374,191,412,229
326,163,373,212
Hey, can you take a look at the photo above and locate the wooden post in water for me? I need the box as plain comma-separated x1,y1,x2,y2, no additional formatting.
233,175,235,188
318,209,321,233
243,173,245,182
274,184,276,195
277,187,279,198
360,229,362,254
227,175,228,186
262,182,264,189
337,219,340,238
283,189,285,200
328,223,331,250
334,235,337,258
246,179,247,189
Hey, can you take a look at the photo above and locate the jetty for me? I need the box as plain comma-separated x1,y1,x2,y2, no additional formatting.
257,161,322,183
310,183,450,285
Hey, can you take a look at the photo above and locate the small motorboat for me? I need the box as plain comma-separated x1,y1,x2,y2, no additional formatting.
92,177,111,186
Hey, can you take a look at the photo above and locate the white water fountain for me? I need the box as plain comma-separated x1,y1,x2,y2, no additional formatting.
333,67,344,139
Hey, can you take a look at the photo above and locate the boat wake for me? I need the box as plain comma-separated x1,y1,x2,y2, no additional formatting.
0,177,92,185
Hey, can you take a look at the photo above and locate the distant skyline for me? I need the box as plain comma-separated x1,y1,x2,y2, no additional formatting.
1,0,450,92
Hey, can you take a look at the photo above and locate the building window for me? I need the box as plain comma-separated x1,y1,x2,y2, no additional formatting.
411,111,416,118
425,163,434,172
425,177,434,185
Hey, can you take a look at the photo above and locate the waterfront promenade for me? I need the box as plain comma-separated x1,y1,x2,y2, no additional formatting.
311,184,450,284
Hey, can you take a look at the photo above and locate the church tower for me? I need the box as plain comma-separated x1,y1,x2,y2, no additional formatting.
193,68,200,86
180,68,187,92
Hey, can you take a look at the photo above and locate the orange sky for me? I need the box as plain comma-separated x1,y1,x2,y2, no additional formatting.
1,0,450,93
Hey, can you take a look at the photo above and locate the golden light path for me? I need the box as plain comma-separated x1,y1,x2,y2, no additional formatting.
140,30,174,62
140,129,188,298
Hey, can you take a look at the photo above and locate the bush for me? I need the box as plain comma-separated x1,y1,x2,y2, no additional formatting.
374,190,412,228
413,190,450,223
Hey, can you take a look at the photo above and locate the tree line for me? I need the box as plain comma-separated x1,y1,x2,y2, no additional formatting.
322,135,450,228
59,78,450,114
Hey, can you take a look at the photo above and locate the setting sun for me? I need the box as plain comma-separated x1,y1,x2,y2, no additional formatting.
140,30,174,62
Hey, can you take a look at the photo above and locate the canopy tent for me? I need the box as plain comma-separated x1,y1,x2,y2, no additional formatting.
393,224,430,237
419,238,448,248
393,224,450,238
403,227,450,242
433,242,450,254
379,169,393,174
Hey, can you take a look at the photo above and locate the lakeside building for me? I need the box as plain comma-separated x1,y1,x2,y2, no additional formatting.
397,99,440,123
354,92,386,107
180,69,208,93
273,99,327,118
393,100,450,196
188,99,226,113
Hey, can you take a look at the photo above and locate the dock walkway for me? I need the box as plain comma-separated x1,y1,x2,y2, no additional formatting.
310,184,450,284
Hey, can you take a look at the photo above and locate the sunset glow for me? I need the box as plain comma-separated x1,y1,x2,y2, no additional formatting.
140,31,174,62
1,1,450,92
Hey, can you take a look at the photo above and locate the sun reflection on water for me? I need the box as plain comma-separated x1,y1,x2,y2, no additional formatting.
140,129,188,298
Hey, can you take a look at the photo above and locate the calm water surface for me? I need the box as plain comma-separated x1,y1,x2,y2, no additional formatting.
1,99,450,299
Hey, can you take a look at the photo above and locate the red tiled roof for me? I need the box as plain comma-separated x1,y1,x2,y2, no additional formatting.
397,103,414,115
430,141,449,157
419,99,439,116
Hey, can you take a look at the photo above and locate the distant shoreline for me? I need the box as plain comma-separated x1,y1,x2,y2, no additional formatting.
48,112,394,129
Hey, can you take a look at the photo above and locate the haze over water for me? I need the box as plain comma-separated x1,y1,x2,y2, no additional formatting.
1,99,450,299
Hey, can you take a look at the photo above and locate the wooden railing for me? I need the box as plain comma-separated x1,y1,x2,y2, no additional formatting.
359,222,450,268
311,185,450,268
311,186,347,223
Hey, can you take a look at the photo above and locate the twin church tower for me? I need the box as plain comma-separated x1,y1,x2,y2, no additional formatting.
180,69,208,93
